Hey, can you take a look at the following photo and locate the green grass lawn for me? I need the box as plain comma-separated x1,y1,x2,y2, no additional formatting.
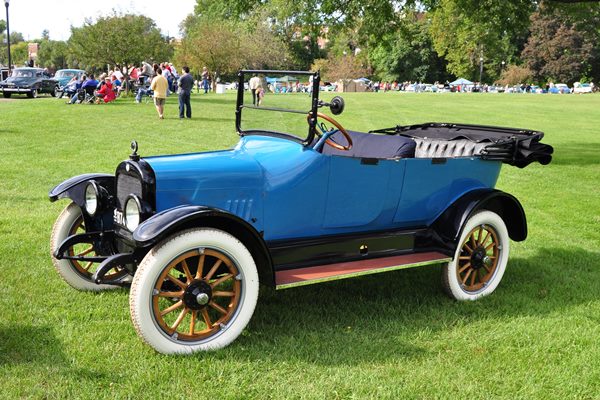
0,91,599,399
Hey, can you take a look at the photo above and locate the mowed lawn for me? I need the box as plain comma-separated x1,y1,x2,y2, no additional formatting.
0,91,599,399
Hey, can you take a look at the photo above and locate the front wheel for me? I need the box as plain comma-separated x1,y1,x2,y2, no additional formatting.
50,202,128,291
27,88,38,98
442,210,510,301
3,92,11,98
129,228,259,354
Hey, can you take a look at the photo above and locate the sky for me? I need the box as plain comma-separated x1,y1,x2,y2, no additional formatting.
5,0,197,41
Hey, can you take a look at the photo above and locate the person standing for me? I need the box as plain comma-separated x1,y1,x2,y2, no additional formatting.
150,67,168,119
201,67,209,94
249,74,260,105
178,66,194,119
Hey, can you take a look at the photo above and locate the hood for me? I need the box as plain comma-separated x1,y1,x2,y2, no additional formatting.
144,148,263,192
2,77,37,85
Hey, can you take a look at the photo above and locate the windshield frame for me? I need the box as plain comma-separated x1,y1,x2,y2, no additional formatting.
235,69,321,146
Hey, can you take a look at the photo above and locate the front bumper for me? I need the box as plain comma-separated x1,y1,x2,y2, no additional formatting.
2,87,32,93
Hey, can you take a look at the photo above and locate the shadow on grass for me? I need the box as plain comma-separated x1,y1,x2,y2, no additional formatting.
218,247,599,365
550,142,600,166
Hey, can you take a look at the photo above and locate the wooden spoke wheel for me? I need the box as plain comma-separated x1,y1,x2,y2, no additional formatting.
51,202,127,291
442,210,510,301
456,224,500,293
130,228,259,354
151,249,241,342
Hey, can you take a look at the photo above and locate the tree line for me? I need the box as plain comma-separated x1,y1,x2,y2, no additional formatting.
1,1,599,85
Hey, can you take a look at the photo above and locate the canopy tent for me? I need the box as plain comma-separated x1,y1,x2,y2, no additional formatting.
450,78,473,85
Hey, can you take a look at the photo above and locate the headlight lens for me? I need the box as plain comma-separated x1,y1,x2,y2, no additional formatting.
124,196,141,232
84,182,99,216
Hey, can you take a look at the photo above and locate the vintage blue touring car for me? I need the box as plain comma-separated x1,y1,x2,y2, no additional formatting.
49,70,553,354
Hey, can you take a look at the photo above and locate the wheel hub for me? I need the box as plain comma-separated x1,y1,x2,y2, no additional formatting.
182,280,212,310
470,247,489,270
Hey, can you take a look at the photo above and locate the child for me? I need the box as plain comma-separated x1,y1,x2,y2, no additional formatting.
256,86,265,107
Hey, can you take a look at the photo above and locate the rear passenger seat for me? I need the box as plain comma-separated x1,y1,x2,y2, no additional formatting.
413,138,488,158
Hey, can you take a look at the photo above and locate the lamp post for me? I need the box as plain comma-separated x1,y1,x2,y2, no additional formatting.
479,56,484,84
4,0,11,74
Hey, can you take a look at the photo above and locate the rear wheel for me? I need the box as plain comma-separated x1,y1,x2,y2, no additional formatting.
130,228,259,354
27,89,38,98
50,202,127,291
2,92,11,98
442,210,509,300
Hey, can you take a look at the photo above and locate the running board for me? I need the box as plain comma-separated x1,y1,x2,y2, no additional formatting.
275,252,451,289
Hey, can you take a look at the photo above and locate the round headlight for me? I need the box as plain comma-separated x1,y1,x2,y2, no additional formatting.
84,182,99,216
124,196,141,232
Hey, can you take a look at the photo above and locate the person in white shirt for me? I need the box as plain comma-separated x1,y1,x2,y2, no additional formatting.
249,74,261,105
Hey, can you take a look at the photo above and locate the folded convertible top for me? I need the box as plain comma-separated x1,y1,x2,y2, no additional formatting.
371,122,554,168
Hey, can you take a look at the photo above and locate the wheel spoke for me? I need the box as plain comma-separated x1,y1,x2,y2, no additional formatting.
469,233,477,248
160,300,183,316
458,262,471,273
210,273,234,288
485,242,496,251
194,254,205,280
165,274,187,290
189,310,197,335
204,259,223,281
171,307,188,331
209,301,228,315
470,269,477,286
463,243,474,254
77,246,94,257
213,291,235,297
157,290,184,298
458,256,471,260
483,264,491,273
461,269,472,285
476,226,484,245
83,261,94,271
201,308,212,328
181,259,193,282
479,230,491,246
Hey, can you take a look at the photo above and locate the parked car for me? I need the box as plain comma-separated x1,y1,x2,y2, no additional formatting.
573,82,593,94
52,69,86,97
549,83,571,94
49,69,553,354
0,67,56,98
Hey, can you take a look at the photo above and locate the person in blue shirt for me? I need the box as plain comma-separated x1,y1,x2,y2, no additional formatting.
67,75,86,104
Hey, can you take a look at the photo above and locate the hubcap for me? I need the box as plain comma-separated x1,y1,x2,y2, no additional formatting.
182,280,212,310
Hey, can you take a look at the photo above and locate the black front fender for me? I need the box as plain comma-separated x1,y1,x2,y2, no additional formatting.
133,205,274,285
49,173,114,206
430,189,527,253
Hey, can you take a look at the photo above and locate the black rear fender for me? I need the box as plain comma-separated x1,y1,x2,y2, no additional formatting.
431,189,527,253
133,206,274,286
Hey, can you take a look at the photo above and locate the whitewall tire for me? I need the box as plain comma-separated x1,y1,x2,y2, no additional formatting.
442,210,510,301
129,228,259,354
50,202,127,291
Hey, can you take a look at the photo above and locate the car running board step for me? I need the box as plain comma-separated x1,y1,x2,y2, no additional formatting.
275,252,451,289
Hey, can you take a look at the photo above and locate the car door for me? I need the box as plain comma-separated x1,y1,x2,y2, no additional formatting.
322,155,404,229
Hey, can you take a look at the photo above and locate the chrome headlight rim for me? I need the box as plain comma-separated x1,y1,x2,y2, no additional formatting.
84,181,100,216
124,195,142,232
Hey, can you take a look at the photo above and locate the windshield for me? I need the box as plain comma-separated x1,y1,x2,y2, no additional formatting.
56,71,76,78
11,69,34,78
236,70,320,143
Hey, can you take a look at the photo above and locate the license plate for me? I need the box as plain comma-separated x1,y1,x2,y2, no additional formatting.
113,209,124,226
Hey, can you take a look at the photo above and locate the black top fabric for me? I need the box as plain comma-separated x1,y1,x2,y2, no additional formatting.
322,130,416,159
371,122,553,168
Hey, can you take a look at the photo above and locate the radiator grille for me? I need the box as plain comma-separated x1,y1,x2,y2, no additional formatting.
116,173,142,209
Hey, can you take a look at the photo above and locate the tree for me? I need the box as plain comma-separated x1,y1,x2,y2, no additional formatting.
497,65,533,85
37,40,72,71
369,13,448,82
68,13,173,71
521,6,594,84
175,16,289,83
311,54,368,81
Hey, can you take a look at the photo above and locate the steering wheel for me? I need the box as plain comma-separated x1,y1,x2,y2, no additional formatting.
309,112,353,151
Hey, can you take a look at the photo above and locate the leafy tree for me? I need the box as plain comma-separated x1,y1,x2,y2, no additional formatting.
0,20,5,34
175,16,289,84
497,64,533,85
521,6,594,84
37,40,72,71
369,13,448,82
68,13,173,71
311,54,368,81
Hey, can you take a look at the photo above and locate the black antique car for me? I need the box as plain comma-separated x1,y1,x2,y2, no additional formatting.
0,67,56,98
